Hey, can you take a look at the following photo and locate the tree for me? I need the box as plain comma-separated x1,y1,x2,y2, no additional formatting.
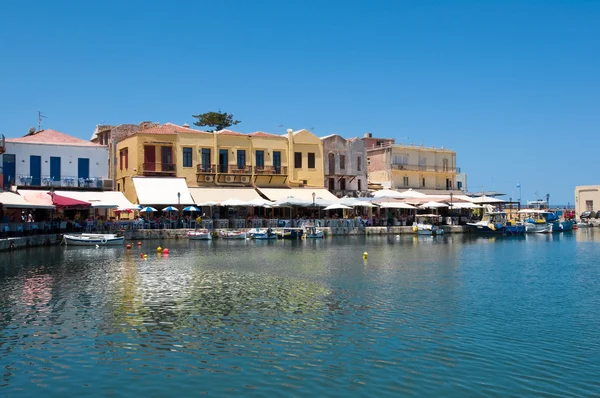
191,111,240,132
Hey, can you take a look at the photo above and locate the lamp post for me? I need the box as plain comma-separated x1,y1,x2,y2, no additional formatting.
177,192,181,227
312,192,316,226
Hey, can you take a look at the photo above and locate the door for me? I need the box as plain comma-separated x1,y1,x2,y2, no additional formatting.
161,146,172,171
273,151,281,174
50,157,61,183
78,158,90,180
329,153,335,174
30,155,41,186
219,149,228,173
144,146,155,171
328,177,335,191
201,148,211,171
2,154,15,187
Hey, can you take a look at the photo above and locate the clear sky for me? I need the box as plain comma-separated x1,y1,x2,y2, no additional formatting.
1,0,598,205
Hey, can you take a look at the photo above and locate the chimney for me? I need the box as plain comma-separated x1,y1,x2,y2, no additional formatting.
364,132,372,138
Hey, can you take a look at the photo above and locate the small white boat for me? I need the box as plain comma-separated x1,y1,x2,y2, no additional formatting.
250,228,277,240
63,233,124,246
219,231,247,240
304,227,324,239
187,229,212,240
518,210,552,233
413,214,444,236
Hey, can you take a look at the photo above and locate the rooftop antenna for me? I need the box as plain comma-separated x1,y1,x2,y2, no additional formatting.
37,111,47,131
310,127,315,134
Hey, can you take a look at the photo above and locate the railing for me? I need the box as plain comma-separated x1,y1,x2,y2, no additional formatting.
254,166,287,175
142,162,176,174
196,164,216,173
391,164,460,173
15,174,106,188
229,165,252,174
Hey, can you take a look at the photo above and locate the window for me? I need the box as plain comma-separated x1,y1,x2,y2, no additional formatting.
256,150,264,168
308,152,315,169
392,154,408,165
357,156,361,171
442,158,449,172
294,152,302,168
117,182,121,191
182,147,192,168
340,178,346,190
357,179,362,191
119,148,128,170
457,181,463,190
403,176,409,186
340,155,345,170
421,177,426,187
328,178,335,191
201,148,211,171
237,150,246,169
586,200,594,212
418,156,426,171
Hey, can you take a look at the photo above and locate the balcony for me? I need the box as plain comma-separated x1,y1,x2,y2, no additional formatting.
254,166,287,175
0,134,5,155
391,163,460,173
15,174,109,189
229,165,252,174
196,164,216,174
142,162,176,175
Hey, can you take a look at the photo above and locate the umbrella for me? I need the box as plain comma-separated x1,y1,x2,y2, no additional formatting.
398,188,427,198
183,206,200,212
323,203,353,211
372,189,404,199
139,206,157,212
220,199,248,207
162,206,178,211
196,201,219,207
470,195,506,204
247,198,274,207
379,202,416,209
419,201,448,209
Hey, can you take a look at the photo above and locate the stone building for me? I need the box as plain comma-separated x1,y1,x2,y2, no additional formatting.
320,134,368,197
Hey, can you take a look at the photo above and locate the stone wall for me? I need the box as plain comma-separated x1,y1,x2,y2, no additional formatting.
0,234,61,252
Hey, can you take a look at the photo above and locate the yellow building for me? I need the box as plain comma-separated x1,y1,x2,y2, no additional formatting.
367,142,458,192
115,123,326,205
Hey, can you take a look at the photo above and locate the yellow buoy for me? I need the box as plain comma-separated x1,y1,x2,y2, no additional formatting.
157,246,162,252
363,252,368,259
144,254,148,258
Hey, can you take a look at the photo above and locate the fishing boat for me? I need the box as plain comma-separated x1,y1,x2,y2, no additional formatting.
304,226,324,239
63,233,124,246
413,214,444,236
219,230,247,240
276,228,304,239
187,229,212,240
518,210,552,233
250,228,277,240
467,211,526,235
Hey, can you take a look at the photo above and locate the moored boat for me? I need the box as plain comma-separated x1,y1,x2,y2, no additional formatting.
251,228,277,240
276,228,304,239
413,214,444,236
187,229,212,240
304,227,324,239
63,233,124,246
219,230,247,240
467,211,525,235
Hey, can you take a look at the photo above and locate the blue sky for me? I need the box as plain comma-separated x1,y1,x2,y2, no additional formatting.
1,0,598,205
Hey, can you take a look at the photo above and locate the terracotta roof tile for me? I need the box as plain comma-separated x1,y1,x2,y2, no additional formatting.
248,131,286,138
6,129,104,147
138,123,209,135
215,129,247,136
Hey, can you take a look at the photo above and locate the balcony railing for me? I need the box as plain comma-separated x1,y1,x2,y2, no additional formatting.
229,165,252,174
391,163,460,173
196,164,216,173
254,166,287,175
142,162,176,174
15,174,107,189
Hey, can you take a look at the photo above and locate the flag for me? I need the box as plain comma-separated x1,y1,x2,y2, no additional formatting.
516,182,521,188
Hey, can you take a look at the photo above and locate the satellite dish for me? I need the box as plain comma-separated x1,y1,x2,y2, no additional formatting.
28,127,36,135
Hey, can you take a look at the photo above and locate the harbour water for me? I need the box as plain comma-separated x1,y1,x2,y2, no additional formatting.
1,231,599,397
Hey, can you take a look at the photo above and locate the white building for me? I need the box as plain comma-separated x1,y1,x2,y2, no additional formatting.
1,129,110,190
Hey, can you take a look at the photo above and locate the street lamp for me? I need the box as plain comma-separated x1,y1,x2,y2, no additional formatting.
312,192,316,225
177,192,181,227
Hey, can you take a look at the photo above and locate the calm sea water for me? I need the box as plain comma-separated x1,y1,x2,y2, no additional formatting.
1,231,599,397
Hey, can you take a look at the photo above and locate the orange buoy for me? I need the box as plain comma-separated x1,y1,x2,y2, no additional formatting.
137,241,142,246
126,244,132,249
140,253,144,258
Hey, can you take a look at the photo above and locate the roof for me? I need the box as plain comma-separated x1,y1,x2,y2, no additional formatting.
256,187,338,202
215,129,247,136
6,129,105,147
132,177,195,205
188,187,262,204
138,123,209,135
248,131,285,138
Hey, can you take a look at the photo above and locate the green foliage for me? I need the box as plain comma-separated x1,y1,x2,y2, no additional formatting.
191,111,240,132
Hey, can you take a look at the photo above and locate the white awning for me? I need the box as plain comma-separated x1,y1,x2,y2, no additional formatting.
0,191,55,209
132,177,195,205
52,191,138,209
188,187,262,204
257,188,338,202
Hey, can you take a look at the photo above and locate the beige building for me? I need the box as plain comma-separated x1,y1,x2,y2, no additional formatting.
575,185,600,216
366,137,459,192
